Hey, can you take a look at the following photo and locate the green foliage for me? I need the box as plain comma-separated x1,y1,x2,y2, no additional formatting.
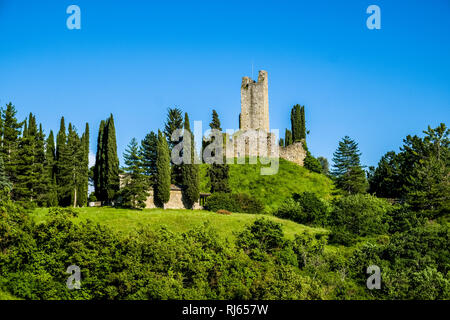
0,103,22,182
57,123,86,207
0,156,11,191
206,110,230,193
154,130,171,206
317,156,329,176
284,129,292,146
332,136,368,194
274,192,328,226
209,109,222,130
304,152,323,173
164,107,184,185
139,131,158,184
328,194,390,237
237,218,284,259
204,192,264,213
293,192,328,226
368,151,402,198
93,115,120,203
120,138,149,209
181,113,199,208
328,227,356,246
369,123,449,219
200,158,335,211
290,104,305,142
274,198,304,222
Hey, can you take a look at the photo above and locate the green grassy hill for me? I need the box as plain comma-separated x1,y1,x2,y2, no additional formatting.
200,158,335,211
32,207,327,242
0,289,20,300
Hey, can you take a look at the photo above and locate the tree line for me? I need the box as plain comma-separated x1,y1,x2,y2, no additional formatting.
91,108,231,209
0,103,89,207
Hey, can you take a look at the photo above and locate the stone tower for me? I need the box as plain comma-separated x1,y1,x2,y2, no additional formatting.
240,70,269,132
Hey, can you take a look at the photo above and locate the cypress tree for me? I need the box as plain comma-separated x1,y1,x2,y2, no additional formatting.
78,123,89,206
121,138,148,209
45,130,58,206
207,110,230,193
290,104,305,142
279,138,284,147
285,129,293,146
209,110,222,131
140,131,158,185
94,120,106,201
155,130,171,207
300,105,306,140
55,116,67,203
104,114,120,203
332,136,368,194
181,113,199,208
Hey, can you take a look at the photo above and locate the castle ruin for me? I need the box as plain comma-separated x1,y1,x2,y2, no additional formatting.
232,70,307,166
240,70,270,132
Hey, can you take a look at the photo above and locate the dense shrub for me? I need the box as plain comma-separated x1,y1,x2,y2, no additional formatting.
292,192,328,226
385,205,425,234
204,193,240,212
204,193,264,213
328,227,356,246
274,192,328,226
328,194,390,236
273,198,305,222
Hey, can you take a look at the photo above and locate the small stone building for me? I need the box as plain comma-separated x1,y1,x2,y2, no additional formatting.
145,184,209,210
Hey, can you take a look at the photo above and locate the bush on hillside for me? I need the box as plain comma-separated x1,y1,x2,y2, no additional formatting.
328,227,356,246
293,192,328,226
274,192,328,226
273,198,305,222
204,193,264,214
328,194,390,236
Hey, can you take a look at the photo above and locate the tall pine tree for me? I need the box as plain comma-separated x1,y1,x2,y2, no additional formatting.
332,136,368,194
0,103,22,183
121,138,149,209
0,156,11,191
140,131,158,185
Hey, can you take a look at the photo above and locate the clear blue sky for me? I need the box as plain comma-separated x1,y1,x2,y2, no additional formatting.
0,0,449,168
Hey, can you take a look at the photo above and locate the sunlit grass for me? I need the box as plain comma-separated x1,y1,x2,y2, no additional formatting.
32,207,327,242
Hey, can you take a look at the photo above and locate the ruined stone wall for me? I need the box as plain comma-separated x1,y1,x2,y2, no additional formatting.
145,189,201,210
240,70,269,132
279,141,307,166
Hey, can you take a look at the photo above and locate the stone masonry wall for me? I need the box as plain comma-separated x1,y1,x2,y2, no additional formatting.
145,189,201,210
240,70,269,132
279,141,307,166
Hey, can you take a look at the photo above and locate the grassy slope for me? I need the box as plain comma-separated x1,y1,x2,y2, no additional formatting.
32,207,327,242
200,158,335,211
0,289,20,300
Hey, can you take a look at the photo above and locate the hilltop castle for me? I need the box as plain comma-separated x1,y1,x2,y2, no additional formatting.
231,70,306,166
